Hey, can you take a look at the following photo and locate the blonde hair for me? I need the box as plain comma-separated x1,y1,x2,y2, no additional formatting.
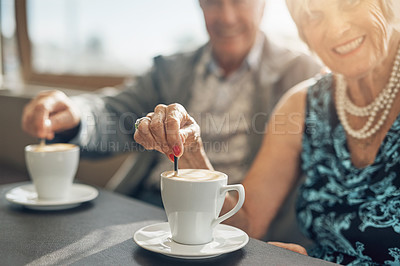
286,0,400,45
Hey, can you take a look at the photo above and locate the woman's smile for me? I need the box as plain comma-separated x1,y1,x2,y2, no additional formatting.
333,36,365,55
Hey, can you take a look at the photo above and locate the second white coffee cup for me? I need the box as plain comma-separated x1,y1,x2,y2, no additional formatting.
161,169,245,245
25,143,80,200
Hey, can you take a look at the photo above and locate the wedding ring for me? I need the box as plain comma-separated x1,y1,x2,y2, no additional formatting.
135,117,151,130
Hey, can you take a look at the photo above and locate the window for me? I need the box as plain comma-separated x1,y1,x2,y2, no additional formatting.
2,0,306,90
26,0,207,76
1,0,20,89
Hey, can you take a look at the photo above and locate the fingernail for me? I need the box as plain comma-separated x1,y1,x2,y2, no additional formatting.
169,154,174,162
173,145,181,156
45,119,51,128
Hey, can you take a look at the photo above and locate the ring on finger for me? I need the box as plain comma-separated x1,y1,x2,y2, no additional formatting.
135,117,151,130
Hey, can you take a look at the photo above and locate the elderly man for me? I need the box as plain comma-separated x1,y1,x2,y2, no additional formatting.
22,0,321,205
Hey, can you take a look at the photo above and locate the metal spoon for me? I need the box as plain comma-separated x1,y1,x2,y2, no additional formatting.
39,119,51,146
174,156,178,176
39,138,45,146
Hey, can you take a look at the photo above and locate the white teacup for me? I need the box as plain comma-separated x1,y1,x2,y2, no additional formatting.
25,143,80,200
161,169,245,245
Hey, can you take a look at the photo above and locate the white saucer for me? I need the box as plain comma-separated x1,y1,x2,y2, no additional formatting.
5,183,98,211
133,222,249,259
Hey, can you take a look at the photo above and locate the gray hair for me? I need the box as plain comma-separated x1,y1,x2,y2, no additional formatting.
286,0,400,45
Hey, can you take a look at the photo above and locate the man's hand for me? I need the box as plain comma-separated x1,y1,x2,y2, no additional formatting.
22,90,81,140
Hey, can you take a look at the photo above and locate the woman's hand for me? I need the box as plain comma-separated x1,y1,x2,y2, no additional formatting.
134,103,201,162
22,90,81,140
268,241,308,255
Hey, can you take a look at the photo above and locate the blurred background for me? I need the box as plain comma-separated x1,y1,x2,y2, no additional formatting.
0,0,307,187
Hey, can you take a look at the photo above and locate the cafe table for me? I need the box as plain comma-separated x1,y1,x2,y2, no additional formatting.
0,180,338,266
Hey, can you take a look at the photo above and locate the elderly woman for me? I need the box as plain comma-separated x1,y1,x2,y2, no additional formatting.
134,0,400,264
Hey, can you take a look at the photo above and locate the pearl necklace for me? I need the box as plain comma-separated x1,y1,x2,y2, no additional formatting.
335,45,400,139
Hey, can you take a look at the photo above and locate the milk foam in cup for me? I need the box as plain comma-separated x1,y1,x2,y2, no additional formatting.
162,168,224,181
161,169,245,245
25,143,79,200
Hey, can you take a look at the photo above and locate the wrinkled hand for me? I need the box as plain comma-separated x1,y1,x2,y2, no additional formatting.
22,90,81,140
134,103,200,161
268,242,308,255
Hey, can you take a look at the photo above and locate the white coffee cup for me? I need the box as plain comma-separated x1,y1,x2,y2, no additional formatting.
161,169,245,245
25,143,80,200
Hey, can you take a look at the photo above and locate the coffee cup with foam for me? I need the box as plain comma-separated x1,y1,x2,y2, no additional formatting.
25,143,80,200
160,169,245,245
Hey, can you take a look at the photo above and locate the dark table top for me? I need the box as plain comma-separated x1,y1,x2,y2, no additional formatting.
0,164,29,185
0,181,337,266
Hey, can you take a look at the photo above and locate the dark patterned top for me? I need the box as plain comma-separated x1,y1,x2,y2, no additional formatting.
298,74,400,265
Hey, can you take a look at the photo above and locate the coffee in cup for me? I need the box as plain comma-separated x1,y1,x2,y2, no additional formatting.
30,143,77,153
25,143,80,200
161,169,245,245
